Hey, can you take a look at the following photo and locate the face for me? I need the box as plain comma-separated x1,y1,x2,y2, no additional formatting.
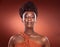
23,11,36,28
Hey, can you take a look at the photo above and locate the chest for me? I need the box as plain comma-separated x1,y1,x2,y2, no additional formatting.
14,34,43,47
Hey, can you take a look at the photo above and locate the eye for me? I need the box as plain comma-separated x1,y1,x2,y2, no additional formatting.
32,16,35,18
25,15,28,18
25,16,27,18
31,15,35,18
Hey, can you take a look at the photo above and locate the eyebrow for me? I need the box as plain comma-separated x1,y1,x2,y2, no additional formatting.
25,13,35,17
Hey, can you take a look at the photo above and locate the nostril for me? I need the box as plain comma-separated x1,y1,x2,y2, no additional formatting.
28,18,31,21
28,19,31,22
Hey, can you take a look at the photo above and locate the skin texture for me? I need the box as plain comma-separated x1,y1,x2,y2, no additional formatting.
8,11,50,47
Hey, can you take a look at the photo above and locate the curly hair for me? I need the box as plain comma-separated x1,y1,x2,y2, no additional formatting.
19,1,38,18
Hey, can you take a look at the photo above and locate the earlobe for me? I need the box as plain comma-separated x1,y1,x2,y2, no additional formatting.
22,19,25,23
34,20,36,23
34,18,37,22
34,13,36,22
22,19,24,23
22,12,26,22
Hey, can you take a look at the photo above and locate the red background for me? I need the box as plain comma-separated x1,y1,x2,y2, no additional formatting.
0,0,60,47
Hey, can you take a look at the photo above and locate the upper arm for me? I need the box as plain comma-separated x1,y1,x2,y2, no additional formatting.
42,37,50,47
8,36,15,47
8,34,24,47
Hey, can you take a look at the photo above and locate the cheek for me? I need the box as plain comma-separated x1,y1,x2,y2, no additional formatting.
23,19,28,24
31,19,35,23
25,19,28,22
24,18,35,23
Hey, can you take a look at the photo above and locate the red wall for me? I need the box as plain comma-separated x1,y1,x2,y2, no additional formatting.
0,0,60,47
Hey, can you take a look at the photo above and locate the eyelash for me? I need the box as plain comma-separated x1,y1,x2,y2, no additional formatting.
25,17,34,18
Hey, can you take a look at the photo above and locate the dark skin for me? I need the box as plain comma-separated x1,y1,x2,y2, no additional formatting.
8,11,50,47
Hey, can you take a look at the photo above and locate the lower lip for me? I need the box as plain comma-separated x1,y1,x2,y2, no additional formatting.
28,23,32,24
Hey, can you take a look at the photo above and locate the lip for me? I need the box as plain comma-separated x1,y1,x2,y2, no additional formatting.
27,22,32,24
28,23,32,24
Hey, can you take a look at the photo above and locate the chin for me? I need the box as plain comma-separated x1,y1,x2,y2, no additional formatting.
27,25,32,28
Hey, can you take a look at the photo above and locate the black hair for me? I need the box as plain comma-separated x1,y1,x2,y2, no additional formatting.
19,1,38,18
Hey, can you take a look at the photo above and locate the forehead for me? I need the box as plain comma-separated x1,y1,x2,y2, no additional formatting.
24,11,35,16
24,11,35,14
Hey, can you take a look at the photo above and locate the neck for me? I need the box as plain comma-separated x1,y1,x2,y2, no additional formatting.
24,26,34,35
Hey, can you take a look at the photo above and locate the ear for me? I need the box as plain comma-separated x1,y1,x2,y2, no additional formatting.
34,17,36,22
34,13,36,22
21,19,23,22
34,17,37,23
21,19,24,23
22,19,25,23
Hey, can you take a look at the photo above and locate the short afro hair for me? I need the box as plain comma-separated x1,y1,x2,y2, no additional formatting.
19,1,38,18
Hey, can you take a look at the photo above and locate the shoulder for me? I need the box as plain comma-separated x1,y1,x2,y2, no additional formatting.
34,32,49,39
29,32,44,39
41,36,50,47
31,32,43,37
32,32,49,41
8,33,25,47
36,34,50,45
41,36,49,41
8,33,25,44
9,33,24,42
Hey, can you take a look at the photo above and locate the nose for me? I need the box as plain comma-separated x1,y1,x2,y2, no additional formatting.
28,18,31,21
28,17,32,21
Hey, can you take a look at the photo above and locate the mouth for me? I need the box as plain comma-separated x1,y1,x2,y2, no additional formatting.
25,22,34,27
27,22,32,24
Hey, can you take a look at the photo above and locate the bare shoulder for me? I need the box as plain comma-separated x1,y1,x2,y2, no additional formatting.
29,32,44,38
35,32,49,42
29,32,49,43
9,34,25,43
42,36,49,41
8,34,25,47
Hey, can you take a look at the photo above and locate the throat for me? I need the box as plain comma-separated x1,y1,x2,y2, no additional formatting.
24,27,34,35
